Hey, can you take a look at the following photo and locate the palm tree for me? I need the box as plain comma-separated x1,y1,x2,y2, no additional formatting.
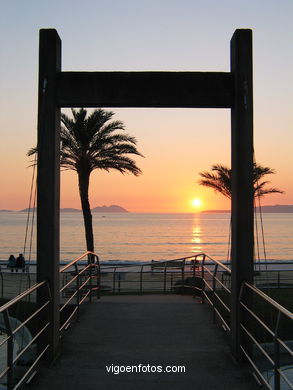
198,163,283,199
28,108,143,258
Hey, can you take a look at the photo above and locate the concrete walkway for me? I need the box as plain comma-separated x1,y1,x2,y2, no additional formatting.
29,295,258,390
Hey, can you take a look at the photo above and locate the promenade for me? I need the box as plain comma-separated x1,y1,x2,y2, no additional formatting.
29,295,258,390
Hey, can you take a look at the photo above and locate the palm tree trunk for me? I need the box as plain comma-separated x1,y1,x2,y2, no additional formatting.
78,170,94,260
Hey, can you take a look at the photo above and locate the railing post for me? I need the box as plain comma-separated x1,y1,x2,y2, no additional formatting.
113,268,116,293
163,263,167,293
89,264,92,303
140,266,143,294
75,264,80,321
192,257,197,298
212,264,219,323
230,29,254,360
212,264,218,291
201,255,206,304
3,310,14,390
0,272,3,298
96,256,101,299
192,256,196,278
27,273,32,300
274,312,281,390
118,273,121,293
37,29,61,362
182,259,185,295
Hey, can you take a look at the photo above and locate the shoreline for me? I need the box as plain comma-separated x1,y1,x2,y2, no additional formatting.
1,259,293,271
1,206,293,214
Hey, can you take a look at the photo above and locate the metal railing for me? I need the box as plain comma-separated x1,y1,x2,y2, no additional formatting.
239,282,293,390
1,260,292,299
0,281,51,390
99,254,204,294
59,251,100,332
254,270,293,289
0,251,292,390
198,254,232,331
98,254,231,328
99,254,293,389
0,251,100,390
219,269,293,291
0,272,35,300
193,256,293,390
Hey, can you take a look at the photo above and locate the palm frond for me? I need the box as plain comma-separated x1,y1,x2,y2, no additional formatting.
198,162,283,200
28,108,143,178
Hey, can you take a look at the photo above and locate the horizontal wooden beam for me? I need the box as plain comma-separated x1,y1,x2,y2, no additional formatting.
57,71,234,108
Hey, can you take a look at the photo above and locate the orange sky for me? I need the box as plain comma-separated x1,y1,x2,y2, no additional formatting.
1,2,292,213
59,108,231,213
1,108,291,213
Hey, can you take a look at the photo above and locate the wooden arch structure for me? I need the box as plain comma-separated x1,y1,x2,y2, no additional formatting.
37,29,254,361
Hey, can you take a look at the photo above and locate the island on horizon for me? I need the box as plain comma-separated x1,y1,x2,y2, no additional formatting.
91,205,129,213
11,204,129,213
1,204,293,214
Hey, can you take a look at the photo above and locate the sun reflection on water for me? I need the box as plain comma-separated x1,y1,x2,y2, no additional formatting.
191,221,202,252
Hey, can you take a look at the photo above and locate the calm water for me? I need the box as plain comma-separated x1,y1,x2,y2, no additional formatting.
0,212,292,262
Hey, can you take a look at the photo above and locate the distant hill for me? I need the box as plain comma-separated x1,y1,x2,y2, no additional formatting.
257,205,293,213
19,208,37,212
0,210,13,212
201,205,293,213
19,207,81,212
18,206,129,213
91,205,129,213
60,208,81,212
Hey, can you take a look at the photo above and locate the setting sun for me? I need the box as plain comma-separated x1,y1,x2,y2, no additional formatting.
191,198,202,208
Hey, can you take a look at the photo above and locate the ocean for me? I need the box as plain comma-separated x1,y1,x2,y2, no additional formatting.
0,212,292,263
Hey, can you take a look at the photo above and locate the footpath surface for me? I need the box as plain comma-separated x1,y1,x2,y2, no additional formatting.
28,295,259,390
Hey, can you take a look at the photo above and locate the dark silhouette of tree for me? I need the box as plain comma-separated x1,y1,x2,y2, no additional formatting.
198,163,283,199
28,108,143,257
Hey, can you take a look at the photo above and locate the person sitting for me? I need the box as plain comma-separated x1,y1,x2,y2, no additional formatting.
16,253,26,272
7,254,16,271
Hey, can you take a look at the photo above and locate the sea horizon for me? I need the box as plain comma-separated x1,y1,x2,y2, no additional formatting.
1,203,293,214
0,211,292,264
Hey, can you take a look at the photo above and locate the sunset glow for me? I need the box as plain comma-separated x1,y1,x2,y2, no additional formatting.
192,198,202,209
0,1,292,213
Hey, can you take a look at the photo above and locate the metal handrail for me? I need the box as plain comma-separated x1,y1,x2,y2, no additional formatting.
0,250,101,390
135,253,231,329
0,281,47,313
59,251,100,332
0,280,51,390
101,253,205,270
198,254,232,331
60,250,99,272
1,250,291,390
98,253,206,294
239,282,293,390
97,253,232,302
243,282,293,319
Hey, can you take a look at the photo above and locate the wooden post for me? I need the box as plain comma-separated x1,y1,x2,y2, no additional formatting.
37,29,61,362
230,29,254,360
